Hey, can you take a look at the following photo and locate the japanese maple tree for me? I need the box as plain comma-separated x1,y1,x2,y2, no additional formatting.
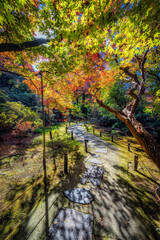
0,0,160,169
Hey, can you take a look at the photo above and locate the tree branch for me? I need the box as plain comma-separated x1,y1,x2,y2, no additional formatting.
134,54,141,69
122,83,139,118
138,49,149,97
120,50,149,118
96,98,127,122
0,67,40,93
120,66,140,84
146,71,160,82
127,83,139,100
0,67,30,77
0,38,50,52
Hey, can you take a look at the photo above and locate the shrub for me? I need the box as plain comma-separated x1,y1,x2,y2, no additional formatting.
12,121,35,138
0,101,42,132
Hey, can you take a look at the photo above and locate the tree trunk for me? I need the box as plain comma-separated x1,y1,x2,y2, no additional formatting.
76,97,79,105
40,73,49,234
47,100,56,170
124,117,160,169
96,99,160,169
47,100,53,140
82,93,86,114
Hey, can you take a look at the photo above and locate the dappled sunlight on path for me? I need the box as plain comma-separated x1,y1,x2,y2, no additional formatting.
64,123,158,240
11,123,159,240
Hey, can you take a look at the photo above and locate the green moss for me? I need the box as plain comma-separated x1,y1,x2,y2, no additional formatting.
0,123,85,240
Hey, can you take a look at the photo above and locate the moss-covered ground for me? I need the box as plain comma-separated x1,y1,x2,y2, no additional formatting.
0,123,85,240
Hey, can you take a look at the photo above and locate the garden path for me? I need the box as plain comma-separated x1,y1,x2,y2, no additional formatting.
15,123,157,240
45,123,157,240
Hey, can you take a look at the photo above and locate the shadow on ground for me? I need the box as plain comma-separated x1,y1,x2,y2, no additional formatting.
91,164,159,240
5,124,159,240
7,154,86,240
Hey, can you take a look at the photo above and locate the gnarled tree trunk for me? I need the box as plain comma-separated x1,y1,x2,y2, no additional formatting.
97,98,160,169
96,50,160,169
124,117,160,169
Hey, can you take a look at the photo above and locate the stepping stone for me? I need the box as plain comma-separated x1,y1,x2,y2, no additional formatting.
96,145,105,148
96,148,108,154
64,188,94,204
90,143,97,147
80,165,103,186
88,166,104,186
45,208,93,240
80,165,94,184
88,158,103,165
92,154,100,158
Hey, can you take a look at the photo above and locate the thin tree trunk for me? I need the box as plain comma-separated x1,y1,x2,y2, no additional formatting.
40,73,49,235
76,97,79,105
82,92,86,114
47,100,53,140
47,100,56,171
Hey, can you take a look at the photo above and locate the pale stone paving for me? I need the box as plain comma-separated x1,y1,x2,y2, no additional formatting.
64,188,94,204
45,123,158,240
45,208,93,240
66,123,156,240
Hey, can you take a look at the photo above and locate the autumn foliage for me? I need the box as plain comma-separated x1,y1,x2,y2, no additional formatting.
12,121,36,138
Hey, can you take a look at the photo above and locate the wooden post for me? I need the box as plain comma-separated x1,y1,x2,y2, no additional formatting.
134,154,138,171
100,132,102,137
47,100,53,141
66,125,68,134
128,143,130,151
69,122,70,126
85,125,88,131
111,134,113,142
93,129,95,134
64,153,68,174
71,131,73,140
49,131,52,140
85,139,88,152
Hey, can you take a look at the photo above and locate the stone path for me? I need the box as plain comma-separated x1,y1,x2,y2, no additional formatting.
17,123,158,240
80,164,95,185
80,164,103,185
88,158,103,164
87,165,104,186
45,123,157,240
45,208,93,240
64,188,94,204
